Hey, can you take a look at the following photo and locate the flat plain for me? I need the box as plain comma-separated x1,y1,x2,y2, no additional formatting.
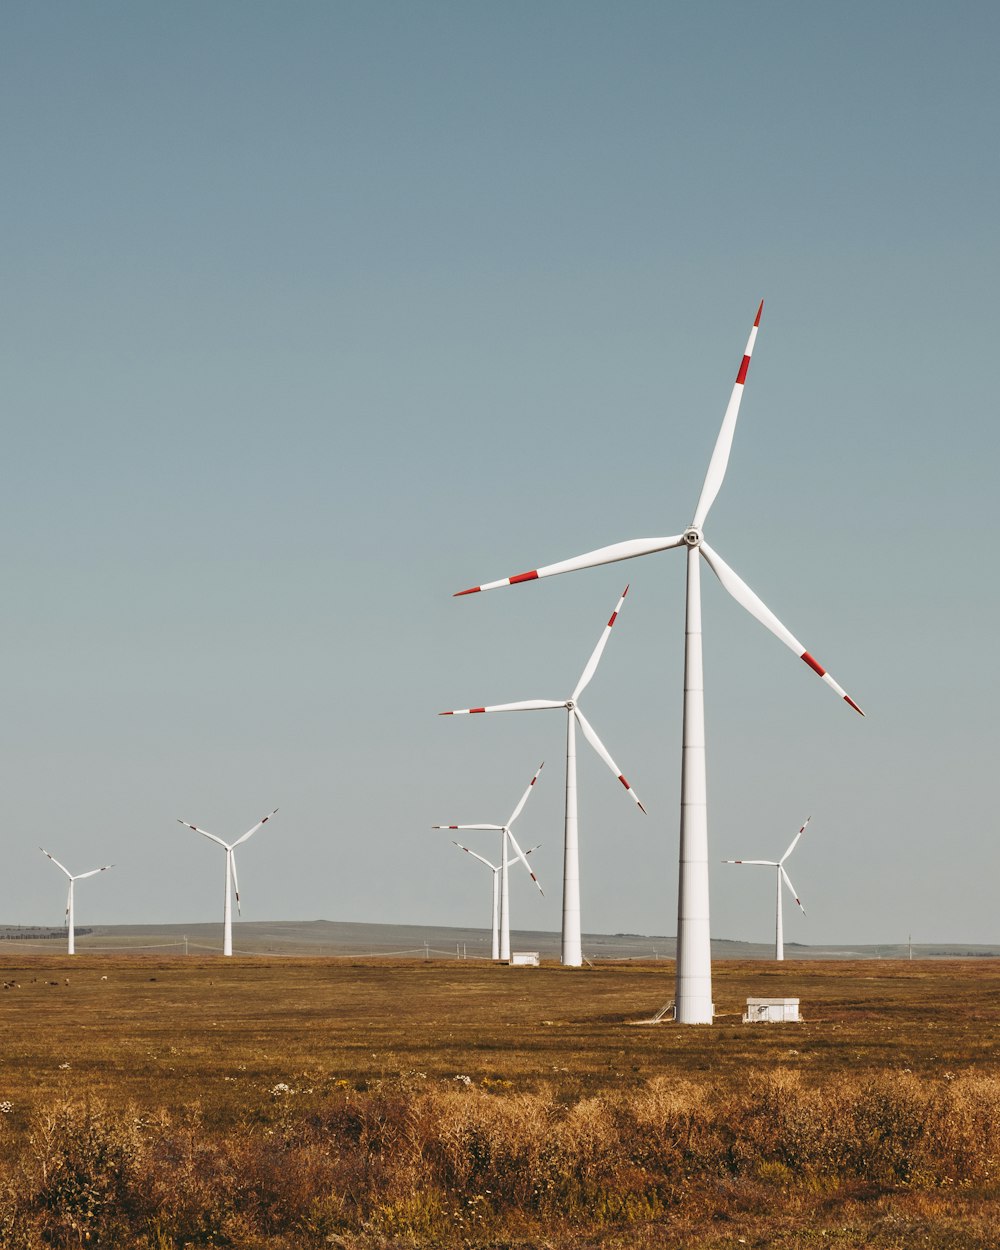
1,956,998,1248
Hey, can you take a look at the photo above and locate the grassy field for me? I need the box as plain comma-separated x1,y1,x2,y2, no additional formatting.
0,956,998,1248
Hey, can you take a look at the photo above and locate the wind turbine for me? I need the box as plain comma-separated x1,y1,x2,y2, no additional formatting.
723,816,811,960
448,839,540,960
176,808,277,957
39,849,113,955
441,584,644,968
433,762,545,961
454,302,863,1022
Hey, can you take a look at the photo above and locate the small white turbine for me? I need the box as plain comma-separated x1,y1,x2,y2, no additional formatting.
448,839,540,961
176,808,277,957
433,762,545,961
441,585,644,968
39,849,113,955
723,817,811,960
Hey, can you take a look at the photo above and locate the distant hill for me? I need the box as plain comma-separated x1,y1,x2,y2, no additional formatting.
0,919,996,960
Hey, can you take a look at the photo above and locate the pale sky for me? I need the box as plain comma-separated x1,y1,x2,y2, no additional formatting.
3,2,997,947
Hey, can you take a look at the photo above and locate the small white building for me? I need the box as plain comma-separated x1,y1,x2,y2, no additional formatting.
510,951,540,967
743,997,800,1023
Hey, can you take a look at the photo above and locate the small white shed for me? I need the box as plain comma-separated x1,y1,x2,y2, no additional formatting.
743,997,800,1023
510,951,540,967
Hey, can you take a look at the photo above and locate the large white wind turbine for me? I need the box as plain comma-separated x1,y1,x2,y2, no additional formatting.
454,302,863,1023
441,585,644,968
448,839,540,961
433,762,545,961
177,808,277,957
723,817,811,961
39,849,113,955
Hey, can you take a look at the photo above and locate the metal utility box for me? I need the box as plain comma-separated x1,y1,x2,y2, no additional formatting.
743,997,800,1023
510,951,540,967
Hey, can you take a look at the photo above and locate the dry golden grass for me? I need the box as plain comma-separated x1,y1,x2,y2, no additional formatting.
0,955,998,1248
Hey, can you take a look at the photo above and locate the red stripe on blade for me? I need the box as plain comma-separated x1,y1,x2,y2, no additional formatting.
509,571,539,585
801,652,826,677
736,354,751,385
469,707,486,714
618,775,631,791
607,610,618,627
454,586,481,596
754,300,763,327
844,695,865,716
439,711,454,716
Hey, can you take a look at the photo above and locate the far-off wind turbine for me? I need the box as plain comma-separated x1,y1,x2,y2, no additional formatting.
433,762,545,961
448,838,540,961
441,585,644,968
177,808,277,957
723,816,811,961
454,302,863,1023
39,849,113,955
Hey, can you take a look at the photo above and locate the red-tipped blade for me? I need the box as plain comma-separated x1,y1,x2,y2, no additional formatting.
454,537,684,596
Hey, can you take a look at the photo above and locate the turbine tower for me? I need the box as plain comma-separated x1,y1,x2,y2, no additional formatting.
433,762,545,960
441,585,644,967
454,302,863,1023
448,839,540,960
723,816,811,960
176,808,277,956
39,849,113,955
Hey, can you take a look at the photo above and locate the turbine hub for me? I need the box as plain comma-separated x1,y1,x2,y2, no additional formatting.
683,527,702,547
566,700,575,710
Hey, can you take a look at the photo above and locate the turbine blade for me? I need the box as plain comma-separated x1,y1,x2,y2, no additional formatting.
450,841,497,871
440,700,564,715
573,708,646,813
692,300,763,529
507,761,545,827
504,843,540,868
432,824,504,831
454,537,685,596
722,859,777,866
74,865,113,880
699,542,865,716
780,817,812,864
40,848,72,879
572,585,629,702
506,828,544,895
232,807,278,848
781,866,806,915
177,820,230,849
231,852,241,917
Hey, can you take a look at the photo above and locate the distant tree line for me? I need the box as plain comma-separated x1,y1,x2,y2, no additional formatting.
0,928,92,940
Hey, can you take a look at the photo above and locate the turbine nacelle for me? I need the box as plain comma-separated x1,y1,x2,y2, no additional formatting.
683,527,703,548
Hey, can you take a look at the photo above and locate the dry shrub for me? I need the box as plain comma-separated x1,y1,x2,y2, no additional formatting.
418,1085,556,1202
4,1071,1000,1247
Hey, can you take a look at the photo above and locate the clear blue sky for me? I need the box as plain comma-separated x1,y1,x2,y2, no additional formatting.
3,2,997,946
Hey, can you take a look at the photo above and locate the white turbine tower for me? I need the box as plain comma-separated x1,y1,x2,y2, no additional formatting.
39,849,113,955
433,762,545,961
723,816,811,961
177,808,277,957
441,585,644,968
454,302,863,1023
448,839,540,961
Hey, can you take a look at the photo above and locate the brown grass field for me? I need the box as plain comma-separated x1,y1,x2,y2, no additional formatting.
0,955,998,1248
